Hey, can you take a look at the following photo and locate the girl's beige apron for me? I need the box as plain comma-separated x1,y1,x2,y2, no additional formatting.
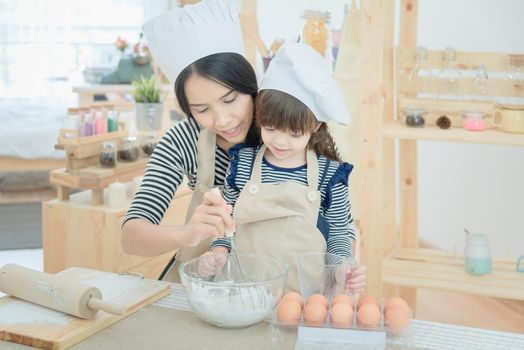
233,145,326,292
160,128,217,282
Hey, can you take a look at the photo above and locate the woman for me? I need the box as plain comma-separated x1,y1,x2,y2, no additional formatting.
121,0,258,281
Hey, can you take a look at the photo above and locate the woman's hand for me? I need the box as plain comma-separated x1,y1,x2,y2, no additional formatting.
197,247,229,277
179,190,236,247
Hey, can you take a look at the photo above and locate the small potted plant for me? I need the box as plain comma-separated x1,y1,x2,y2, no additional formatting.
132,76,163,131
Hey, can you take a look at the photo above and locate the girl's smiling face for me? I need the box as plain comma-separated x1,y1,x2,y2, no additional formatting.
185,73,254,151
260,126,313,168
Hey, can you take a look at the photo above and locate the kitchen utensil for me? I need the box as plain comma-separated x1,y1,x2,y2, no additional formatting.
179,253,288,328
0,264,125,319
210,187,251,283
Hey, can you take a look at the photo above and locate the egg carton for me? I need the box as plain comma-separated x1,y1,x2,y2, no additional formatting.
272,293,413,337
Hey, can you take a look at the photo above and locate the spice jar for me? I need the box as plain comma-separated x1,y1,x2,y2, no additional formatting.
464,233,491,276
302,10,330,57
118,136,139,162
141,132,158,156
99,142,117,167
402,106,427,127
462,111,487,131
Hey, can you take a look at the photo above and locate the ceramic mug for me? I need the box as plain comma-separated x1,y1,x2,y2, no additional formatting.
493,105,524,134
517,255,524,273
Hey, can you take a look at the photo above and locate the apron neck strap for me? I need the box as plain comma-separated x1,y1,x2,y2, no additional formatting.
252,145,319,189
195,127,217,189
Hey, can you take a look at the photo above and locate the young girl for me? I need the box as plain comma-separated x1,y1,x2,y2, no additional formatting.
199,43,367,292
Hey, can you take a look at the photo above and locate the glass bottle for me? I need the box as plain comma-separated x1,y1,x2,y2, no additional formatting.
99,142,117,167
407,46,437,99
464,233,491,276
117,136,139,162
470,64,493,102
63,108,81,139
141,132,158,156
437,47,463,101
107,106,119,132
302,10,330,58
506,54,524,96
402,106,427,127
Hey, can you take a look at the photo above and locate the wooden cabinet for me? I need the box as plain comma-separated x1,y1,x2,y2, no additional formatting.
42,185,192,279
357,0,524,308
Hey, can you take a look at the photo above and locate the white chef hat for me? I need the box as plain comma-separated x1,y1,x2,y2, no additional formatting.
142,0,244,84
259,43,351,126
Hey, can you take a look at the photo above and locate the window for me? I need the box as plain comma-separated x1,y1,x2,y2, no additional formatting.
0,0,143,100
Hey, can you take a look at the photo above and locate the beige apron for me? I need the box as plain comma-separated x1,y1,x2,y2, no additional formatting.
233,145,326,292
160,128,218,282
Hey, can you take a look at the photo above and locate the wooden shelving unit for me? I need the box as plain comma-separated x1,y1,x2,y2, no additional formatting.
356,0,524,309
51,127,148,205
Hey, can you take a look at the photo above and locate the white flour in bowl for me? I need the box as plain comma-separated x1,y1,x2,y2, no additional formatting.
186,282,278,327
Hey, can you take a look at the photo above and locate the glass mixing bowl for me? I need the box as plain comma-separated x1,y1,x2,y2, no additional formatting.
179,253,288,328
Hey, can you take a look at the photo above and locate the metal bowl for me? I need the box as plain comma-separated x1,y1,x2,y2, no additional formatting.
179,253,288,328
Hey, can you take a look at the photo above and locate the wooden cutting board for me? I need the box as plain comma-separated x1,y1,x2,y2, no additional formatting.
0,267,170,349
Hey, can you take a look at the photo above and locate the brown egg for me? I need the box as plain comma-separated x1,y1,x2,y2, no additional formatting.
384,306,410,333
303,302,327,325
357,303,381,328
329,302,354,328
331,294,354,309
307,294,329,308
384,297,408,312
357,295,379,310
276,299,302,325
282,291,303,307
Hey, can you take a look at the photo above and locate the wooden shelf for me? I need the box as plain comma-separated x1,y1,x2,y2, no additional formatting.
50,157,149,190
383,121,524,147
382,247,524,301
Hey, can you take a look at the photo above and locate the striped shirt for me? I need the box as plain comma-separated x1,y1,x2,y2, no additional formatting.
212,145,356,259
124,118,230,225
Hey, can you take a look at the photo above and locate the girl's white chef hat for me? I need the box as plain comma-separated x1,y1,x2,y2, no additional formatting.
259,43,351,126
142,0,244,84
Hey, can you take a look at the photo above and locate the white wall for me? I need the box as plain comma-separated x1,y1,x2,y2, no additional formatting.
416,0,524,258
257,0,524,258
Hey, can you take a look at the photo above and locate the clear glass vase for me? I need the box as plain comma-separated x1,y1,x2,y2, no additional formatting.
407,46,437,99
437,47,463,101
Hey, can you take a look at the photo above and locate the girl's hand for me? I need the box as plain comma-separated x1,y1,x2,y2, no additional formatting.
197,249,228,277
180,190,235,247
335,264,367,293
344,265,367,293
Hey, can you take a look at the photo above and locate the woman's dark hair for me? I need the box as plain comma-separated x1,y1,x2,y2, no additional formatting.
255,89,342,162
174,52,259,146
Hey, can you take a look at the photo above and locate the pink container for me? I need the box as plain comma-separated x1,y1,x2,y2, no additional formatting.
462,111,487,131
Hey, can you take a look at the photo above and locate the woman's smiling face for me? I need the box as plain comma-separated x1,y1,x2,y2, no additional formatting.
185,73,254,151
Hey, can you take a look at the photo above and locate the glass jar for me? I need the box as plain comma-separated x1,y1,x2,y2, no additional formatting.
437,46,463,101
302,10,330,57
407,46,437,99
118,136,139,162
402,106,427,127
141,132,158,156
464,233,491,275
462,111,487,132
99,142,117,167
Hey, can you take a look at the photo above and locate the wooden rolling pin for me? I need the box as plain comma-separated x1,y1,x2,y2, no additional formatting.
0,264,125,319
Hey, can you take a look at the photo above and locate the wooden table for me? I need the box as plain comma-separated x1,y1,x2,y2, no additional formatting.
3,284,523,350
